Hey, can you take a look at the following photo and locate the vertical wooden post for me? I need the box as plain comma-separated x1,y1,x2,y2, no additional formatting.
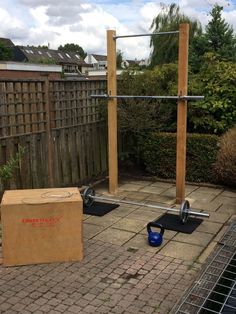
44,77,54,187
107,30,118,194
176,23,189,204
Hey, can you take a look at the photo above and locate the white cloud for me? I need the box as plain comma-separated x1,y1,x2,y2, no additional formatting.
222,10,236,31
0,1,236,60
0,8,29,39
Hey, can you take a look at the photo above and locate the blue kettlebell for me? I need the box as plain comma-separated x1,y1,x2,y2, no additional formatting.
147,222,165,247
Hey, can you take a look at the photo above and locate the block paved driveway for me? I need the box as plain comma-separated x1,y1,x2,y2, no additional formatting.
0,179,235,313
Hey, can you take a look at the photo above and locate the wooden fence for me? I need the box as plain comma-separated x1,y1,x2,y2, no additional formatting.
0,78,107,191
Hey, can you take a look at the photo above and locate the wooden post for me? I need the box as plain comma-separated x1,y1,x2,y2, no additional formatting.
44,77,54,187
107,30,118,194
176,23,189,204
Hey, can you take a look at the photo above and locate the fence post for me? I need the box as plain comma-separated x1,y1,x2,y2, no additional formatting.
107,30,118,195
176,23,189,204
44,77,54,187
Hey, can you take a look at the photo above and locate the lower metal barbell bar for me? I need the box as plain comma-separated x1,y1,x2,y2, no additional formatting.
81,187,209,224
90,94,204,101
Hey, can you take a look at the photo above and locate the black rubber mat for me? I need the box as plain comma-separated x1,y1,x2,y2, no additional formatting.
83,201,119,216
153,213,203,234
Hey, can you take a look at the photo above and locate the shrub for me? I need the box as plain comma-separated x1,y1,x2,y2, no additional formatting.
214,125,236,187
138,132,219,183
0,146,25,181
188,53,236,134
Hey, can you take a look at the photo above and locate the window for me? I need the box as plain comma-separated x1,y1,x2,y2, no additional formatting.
66,53,71,58
38,51,42,55
75,54,80,59
46,52,52,57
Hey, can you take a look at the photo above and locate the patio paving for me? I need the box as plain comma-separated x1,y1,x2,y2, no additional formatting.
0,179,236,313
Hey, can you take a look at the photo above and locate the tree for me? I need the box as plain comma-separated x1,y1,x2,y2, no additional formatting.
58,43,86,59
189,5,236,72
205,5,236,61
116,49,123,69
149,3,202,67
0,43,13,61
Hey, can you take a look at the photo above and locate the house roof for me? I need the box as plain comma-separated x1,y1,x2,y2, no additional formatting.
0,38,15,48
91,54,107,62
17,46,88,66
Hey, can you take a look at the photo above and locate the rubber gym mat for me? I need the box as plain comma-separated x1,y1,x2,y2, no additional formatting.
83,201,119,216
153,213,203,234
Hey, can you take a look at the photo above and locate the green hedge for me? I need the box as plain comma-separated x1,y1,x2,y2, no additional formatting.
138,132,219,183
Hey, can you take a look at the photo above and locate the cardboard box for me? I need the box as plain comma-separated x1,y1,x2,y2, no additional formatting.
0,187,83,266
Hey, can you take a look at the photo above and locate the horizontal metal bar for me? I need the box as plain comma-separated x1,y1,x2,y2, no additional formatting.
187,210,209,218
90,94,204,101
192,286,234,299
89,194,209,219
91,194,178,212
114,30,179,39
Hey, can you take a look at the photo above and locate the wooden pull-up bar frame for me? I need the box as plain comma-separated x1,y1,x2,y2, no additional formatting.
107,24,189,203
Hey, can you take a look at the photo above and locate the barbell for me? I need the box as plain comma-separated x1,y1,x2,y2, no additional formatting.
81,187,210,224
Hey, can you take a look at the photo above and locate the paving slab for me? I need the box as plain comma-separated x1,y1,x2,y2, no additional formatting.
124,180,151,187
150,182,175,189
217,204,236,216
197,241,218,264
140,228,177,240
105,205,138,218
93,228,135,245
112,218,147,233
126,208,163,222
124,191,151,201
190,199,222,212
146,195,176,205
118,183,142,192
184,185,201,195
139,186,167,194
83,223,106,240
160,241,204,261
173,231,214,247
160,187,176,198
83,214,91,221
207,211,230,224
220,190,236,198
195,186,224,195
187,191,217,203
85,215,121,227
123,233,166,253
213,225,229,242
212,195,236,206
195,220,223,234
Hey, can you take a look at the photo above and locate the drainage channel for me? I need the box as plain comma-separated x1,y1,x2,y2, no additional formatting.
173,221,236,314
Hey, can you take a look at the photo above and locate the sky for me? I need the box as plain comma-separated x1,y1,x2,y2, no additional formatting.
0,0,236,60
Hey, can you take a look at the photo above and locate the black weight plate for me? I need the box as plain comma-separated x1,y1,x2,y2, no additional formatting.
82,187,95,207
180,200,190,224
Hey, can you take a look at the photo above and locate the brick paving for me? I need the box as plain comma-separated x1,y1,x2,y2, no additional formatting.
0,239,200,314
0,179,235,313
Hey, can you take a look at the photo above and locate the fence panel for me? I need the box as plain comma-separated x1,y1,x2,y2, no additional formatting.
0,78,107,192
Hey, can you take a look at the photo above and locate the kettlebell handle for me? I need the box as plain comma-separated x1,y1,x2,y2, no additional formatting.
147,222,165,236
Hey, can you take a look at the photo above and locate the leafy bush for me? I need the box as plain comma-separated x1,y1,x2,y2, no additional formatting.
117,65,178,133
138,132,219,183
0,146,25,181
188,53,236,134
214,125,236,187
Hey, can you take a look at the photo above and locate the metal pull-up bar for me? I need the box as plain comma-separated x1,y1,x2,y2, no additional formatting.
114,30,179,39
